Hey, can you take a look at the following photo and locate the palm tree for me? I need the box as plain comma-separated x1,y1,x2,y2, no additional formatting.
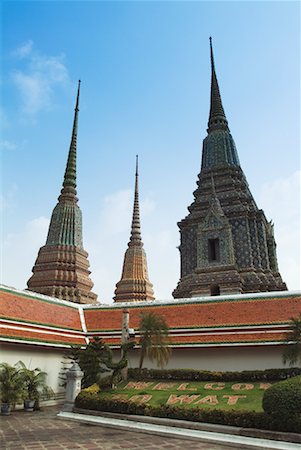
0,363,24,413
283,313,301,366
138,312,171,369
17,361,54,410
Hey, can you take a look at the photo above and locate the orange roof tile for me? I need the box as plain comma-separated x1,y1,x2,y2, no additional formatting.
0,326,85,346
84,295,301,331
0,288,82,330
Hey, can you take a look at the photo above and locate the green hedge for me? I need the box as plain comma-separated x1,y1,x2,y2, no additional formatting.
75,390,301,433
263,376,301,416
128,367,301,382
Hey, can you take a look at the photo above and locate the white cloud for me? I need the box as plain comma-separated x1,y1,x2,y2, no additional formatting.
0,184,18,213
0,107,10,129
0,140,17,151
13,40,33,59
86,188,158,304
1,217,49,290
259,170,300,290
12,41,70,115
101,188,155,236
144,229,179,300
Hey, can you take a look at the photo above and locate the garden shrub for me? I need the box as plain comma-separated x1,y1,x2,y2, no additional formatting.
262,375,301,416
84,383,101,394
75,391,301,433
128,367,301,382
97,375,113,391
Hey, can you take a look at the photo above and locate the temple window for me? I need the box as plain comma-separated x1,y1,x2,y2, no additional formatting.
210,285,220,296
208,238,220,262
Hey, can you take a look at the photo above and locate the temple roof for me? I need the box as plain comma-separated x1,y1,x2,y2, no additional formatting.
114,157,155,303
46,80,83,247
1,285,300,349
27,82,97,304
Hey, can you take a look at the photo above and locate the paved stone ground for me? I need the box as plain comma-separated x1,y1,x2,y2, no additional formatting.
0,405,235,450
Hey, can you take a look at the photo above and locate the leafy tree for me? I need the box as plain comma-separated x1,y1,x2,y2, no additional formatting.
66,337,135,388
138,312,171,369
101,341,135,387
283,313,301,367
71,337,111,387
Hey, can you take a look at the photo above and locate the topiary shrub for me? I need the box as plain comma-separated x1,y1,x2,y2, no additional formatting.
262,375,301,416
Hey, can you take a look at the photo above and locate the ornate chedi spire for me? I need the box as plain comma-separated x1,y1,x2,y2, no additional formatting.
114,156,155,303
207,36,229,134
27,81,98,304
173,39,286,298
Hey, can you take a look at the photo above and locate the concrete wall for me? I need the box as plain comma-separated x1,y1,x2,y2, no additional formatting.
0,342,68,394
126,345,287,372
0,342,287,397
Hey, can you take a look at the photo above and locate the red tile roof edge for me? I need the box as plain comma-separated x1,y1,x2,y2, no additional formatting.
82,290,301,310
0,285,82,309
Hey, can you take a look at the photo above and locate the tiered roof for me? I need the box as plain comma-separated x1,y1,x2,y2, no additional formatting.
27,81,97,304
114,157,155,303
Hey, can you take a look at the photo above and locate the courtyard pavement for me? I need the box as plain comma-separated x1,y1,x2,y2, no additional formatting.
0,405,235,450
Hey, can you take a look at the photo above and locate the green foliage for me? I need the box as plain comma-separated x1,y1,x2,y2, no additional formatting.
0,363,24,406
71,338,111,388
92,379,267,411
84,383,101,394
97,376,114,391
75,390,301,433
101,341,135,387
138,312,171,369
262,375,301,416
129,367,301,382
68,338,135,388
16,361,54,406
283,313,301,367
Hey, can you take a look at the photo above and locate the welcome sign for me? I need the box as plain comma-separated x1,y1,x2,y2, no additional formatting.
108,381,272,409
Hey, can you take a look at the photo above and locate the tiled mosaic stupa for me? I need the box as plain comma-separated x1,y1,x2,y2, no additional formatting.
114,156,155,303
173,38,287,298
27,81,98,304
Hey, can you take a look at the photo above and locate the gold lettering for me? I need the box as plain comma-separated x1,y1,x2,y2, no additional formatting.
166,394,200,405
152,382,176,390
177,383,197,391
124,382,153,390
223,395,247,405
259,383,272,390
231,383,254,391
204,383,225,390
129,395,152,404
195,395,219,405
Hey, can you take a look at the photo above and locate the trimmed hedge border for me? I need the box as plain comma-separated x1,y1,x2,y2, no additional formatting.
263,376,301,416
75,391,301,433
128,367,301,382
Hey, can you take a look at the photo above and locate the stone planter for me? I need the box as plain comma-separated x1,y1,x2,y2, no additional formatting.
1,402,11,415
24,399,35,412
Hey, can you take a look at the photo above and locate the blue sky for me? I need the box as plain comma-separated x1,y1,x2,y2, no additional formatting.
1,1,300,303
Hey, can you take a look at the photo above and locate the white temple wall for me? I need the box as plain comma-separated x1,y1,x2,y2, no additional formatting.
0,342,66,395
126,345,287,372
0,342,287,399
